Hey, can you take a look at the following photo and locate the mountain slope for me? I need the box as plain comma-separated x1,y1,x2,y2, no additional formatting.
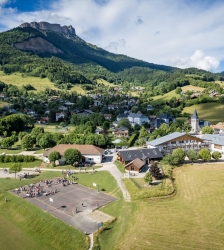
0,22,221,87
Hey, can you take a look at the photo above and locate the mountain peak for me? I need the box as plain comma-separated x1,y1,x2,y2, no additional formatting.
19,21,76,37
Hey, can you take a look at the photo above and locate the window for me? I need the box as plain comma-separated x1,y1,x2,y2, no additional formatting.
88,158,94,160
131,165,135,170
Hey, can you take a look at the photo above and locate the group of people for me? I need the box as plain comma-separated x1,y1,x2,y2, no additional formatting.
25,183,43,197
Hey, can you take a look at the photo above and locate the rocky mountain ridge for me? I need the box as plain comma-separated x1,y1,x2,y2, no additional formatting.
19,21,76,37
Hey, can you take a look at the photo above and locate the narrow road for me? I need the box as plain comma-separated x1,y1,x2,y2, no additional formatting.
88,234,93,250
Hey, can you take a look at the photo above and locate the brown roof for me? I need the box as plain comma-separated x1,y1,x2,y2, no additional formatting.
43,144,104,157
125,158,145,169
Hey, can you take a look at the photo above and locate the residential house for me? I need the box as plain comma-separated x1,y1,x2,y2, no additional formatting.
77,109,94,117
95,128,106,134
156,114,175,124
56,112,66,121
59,106,67,111
104,114,112,120
108,104,115,110
117,112,149,126
210,122,224,133
146,105,154,111
43,144,105,164
94,100,101,106
112,127,129,137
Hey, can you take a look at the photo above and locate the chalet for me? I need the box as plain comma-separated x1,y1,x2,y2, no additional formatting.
147,132,205,154
117,148,162,164
112,127,129,137
43,144,105,164
125,158,145,172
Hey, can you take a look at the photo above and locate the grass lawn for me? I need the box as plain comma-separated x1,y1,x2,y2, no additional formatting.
0,148,23,154
0,160,42,169
95,164,224,249
45,164,102,170
151,90,180,104
70,171,120,197
0,171,88,250
0,72,57,92
181,85,205,92
114,161,126,173
34,149,45,154
182,102,224,123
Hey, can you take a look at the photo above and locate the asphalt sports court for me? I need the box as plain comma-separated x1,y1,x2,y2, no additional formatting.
25,182,117,233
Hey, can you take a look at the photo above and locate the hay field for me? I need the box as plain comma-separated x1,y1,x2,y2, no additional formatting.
182,85,205,92
99,164,224,250
182,102,224,123
151,90,180,104
0,72,57,91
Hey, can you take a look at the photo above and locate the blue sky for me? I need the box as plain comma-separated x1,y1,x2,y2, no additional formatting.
1,0,224,72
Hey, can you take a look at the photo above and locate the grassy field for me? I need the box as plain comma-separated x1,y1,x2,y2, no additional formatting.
181,85,205,92
114,161,126,173
0,171,88,250
97,78,116,87
0,148,24,154
0,160,42,169
151,90,180,104
95,164,224,249
182,102,224,123
0,71,57,92
70,85,86,95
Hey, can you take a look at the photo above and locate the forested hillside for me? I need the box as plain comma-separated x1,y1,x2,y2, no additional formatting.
0,24,223,90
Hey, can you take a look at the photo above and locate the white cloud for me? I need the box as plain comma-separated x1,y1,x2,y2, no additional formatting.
169,50,220,72
1,0,224,71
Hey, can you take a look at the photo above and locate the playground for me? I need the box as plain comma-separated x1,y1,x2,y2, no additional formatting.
14,179,117,234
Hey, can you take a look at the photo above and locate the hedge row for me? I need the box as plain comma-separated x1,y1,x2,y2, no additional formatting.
0,155,36,163
128,132,138,147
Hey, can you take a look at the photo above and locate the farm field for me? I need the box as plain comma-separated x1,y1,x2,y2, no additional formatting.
97,164,224,250
151,90,180,104
182,102,224,123
181,85,205,92
0,72,57,91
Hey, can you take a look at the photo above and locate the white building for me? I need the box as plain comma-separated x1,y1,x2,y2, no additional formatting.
201,134,224,154
43,144,104,165
117,112,149,126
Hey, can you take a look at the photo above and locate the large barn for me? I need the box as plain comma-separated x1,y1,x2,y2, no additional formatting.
43,144,104,164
